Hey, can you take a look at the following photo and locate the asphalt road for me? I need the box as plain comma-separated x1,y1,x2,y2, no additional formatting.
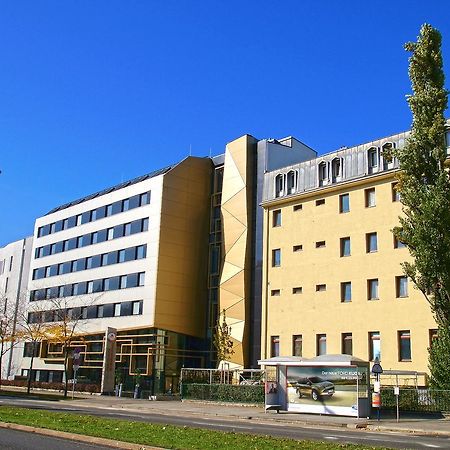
0,428,113,450
1,396,450,449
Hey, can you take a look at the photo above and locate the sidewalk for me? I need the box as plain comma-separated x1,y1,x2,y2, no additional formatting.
63,394,450,437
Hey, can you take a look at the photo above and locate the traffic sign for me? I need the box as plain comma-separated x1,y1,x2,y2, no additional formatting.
371,362,383,374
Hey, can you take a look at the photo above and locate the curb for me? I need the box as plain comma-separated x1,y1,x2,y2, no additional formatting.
0,421,164,450
365,424,450,437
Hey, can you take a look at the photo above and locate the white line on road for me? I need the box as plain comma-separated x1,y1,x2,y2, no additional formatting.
324,436,339,440
191,421,253,430
421,444,441,448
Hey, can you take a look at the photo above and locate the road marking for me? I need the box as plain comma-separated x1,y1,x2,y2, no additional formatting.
191,421,252,430
324,436,338,440
422,444,441,448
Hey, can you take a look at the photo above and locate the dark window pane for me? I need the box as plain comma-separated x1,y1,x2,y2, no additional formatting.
118,250,126,263
103,303,114,318
140,192,151,205
107,251,118,265
81,234,92,247
61,262,72,274
93,279,103,292
124,247,136,262
91,255,102,269
106,204,113,216
49,265,58,277
121,301,132,316
63,285,73,297
87,305,97,319
42,224,51,236
97,229,108,243
142,218,149,231
127,273,139,288
122,198,130,211
136,245,146,259
54,241,64,254
50,286,59,298
129,195,140,209
113,225,124,239
81,211,91,224
42,245,51,257
67,216,77,228
55,220,63,232
124,223,131,236
111,201,122,215
73,258,86,272
130,219,142,234
104,276,120,291
68,238,78,250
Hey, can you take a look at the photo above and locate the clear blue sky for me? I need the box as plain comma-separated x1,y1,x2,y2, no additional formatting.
0,1,449,246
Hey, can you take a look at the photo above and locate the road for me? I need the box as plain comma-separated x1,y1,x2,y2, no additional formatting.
1,396,450,449
0,427,113,450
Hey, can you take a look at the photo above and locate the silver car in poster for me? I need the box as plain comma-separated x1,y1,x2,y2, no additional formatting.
294,376,335,401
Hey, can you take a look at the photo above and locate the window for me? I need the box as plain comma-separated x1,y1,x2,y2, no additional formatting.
331,158,341,182
315,241,326,248
9,256,13,271
368,147,378,173
107,228,114,240
76,214,82,226
392,182,400,202
398,330,412,361
365,188,376,207
271,289,280,296
106,204,113,217
318,162,327,186
111,201,122,215
366,232,378,252
340,237,351,257
342,333,353,355
339,193,350,213
293,204,302,211
275,175,284,198
272,249,281,267
367,278,379,300
114,303,121,317
316,284,326,292
317,334,326,356
138,272,145,286
396,276,408,298
132,300,141,315
394,236,406,249
316,199,325,206
91,232,99,244
287,171,296,194
124,222,132,236
369,331,381,361
292,287,302,294
272,210,282,227
23,342,40,357
270,336,280,357
142,218,149,231
293,245,303,252
292,335,302,357
341,282,352,302
87,281,94,294
136,245,146,259
97,305,104,318
429,329,438,348
140,191,151,205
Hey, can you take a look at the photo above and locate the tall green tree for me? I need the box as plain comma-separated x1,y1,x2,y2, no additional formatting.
392,24,449,388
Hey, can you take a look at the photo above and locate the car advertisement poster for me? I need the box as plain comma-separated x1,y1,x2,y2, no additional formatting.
286,366,367,416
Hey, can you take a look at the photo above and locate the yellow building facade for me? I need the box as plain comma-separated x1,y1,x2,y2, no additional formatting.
260,127,450,384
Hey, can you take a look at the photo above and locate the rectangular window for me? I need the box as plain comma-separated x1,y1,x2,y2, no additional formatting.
111,201,122,215
270,289,280,296
341,282,352,302
366,232,378,252
140,191,151,205
292,335,302,357
315,199,325,206
292,287,302,294
114,303,121,317
61,219,68,230
368,148,378,172
396,276,408,298
106,204,113,216
392,183,401,202
142,218,149,231
316,284,326,292
129,195,140,209
272,210,282,227
136,245,146,259
118,249,126,263
124,222,132,236
293,204,302,211
398,330,412,361
317,334,326,356
138,272,145,286
122,198,130,211
367,278,379,300
342,333,353,355
365,188,376,207
339,194,350,213
369,331,381,361
270,336,280,357
315,240,326,248
9,256,13,271
107,228,114,240
91,232,99,244
394,236,406,249
76,214,82,226
97,305,104,318
340,237,351,257
272,249,281,267
132,300,141,315
293,244,303,252
81,211,91,224
113,224,124,239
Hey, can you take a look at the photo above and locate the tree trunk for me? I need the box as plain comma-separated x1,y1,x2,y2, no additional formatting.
0,340,4,390
63,346,69,398
27,342,37,394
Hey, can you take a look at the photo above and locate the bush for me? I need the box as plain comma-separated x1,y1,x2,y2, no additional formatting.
0,379,100,393
181,383,264,404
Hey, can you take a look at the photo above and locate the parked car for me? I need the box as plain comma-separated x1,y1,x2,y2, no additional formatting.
294,376,335,401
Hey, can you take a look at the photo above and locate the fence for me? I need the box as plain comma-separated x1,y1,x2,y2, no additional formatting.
381,388,450,413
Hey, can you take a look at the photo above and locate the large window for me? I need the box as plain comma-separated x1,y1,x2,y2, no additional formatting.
366,232,378,253
365,188,376,207
272,249,281,267
317,334,327,356
367,278,379,300
342,333,353,355
340,237,351,257
272,210,282,227
398,330,412,361
396,276,408,297
271,336,280,357
339,193,350,213
292,335,302,357
341,282,352,302
369,331,381,361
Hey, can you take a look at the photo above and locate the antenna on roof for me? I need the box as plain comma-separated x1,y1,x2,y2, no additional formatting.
189,144,192,156
209,147,212,158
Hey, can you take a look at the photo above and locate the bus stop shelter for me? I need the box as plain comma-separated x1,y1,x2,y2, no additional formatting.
258,354,370,418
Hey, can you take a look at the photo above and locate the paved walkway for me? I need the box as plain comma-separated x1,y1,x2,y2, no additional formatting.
63,394,450,437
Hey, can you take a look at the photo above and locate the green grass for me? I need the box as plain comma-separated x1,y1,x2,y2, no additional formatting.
0,406,391,450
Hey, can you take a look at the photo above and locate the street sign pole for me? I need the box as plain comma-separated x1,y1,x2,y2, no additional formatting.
371,358,383,422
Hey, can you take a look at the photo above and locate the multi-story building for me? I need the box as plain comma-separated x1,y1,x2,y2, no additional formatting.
0,236,33,379
261,122,450,384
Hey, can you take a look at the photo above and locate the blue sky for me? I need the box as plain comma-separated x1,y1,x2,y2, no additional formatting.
0,1,449,246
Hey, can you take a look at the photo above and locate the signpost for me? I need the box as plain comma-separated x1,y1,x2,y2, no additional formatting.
72,348,82,400
394,385,400,422
371,358,383,421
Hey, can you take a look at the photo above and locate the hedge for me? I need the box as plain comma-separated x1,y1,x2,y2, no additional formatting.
181,383,264,404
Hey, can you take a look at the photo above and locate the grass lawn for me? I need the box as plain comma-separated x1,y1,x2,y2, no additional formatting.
0,406,391,450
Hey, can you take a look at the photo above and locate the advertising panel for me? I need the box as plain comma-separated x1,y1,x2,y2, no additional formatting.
286,366,367,416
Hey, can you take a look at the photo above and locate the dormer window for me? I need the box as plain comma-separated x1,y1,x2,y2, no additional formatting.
382,142,396,170
318,162,327,187
287,171,297,195
275,174,284,198
368,147,378,174
331,158,342,182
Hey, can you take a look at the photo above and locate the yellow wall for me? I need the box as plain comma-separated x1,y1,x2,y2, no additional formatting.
262,172,437,376
154,157,212,338
219,135,257,367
